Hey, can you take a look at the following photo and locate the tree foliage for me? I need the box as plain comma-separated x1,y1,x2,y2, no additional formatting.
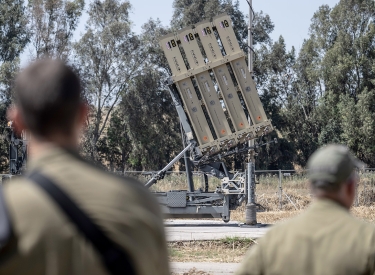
256,0,375,167
100,17,181,171
28,0,84,60
0,0,29,172
304,0,375,166
74,0,147,163
104,69,180,171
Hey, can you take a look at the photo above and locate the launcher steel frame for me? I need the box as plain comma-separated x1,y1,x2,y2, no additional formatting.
5,125,28,176
147,13,275,222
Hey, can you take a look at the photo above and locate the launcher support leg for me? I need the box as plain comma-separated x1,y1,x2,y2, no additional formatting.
203,174,208,192
145,143,193,189
245,161,257,225
184,150,194,192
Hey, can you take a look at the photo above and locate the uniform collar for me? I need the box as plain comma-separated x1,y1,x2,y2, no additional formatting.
27,144,79,171
309,198,350,213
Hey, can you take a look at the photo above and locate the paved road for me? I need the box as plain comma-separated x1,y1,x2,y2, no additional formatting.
165,220,270,242
170,262,240,274
167,221,266,274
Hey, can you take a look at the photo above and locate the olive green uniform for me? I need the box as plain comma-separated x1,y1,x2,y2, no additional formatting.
236,199,375,275
0,146,170,275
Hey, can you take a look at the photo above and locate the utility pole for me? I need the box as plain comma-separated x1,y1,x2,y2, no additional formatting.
245,0,257,226
248,0,253,74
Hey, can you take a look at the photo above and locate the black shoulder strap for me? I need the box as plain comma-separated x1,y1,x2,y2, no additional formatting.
27,171,136,275
0,185,12,249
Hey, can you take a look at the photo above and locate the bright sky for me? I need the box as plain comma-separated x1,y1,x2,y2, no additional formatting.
127,0,341,51
21,0,341,66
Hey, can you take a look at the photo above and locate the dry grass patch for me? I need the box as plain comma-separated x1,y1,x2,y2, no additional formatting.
351,206,375,222
257,210,302,224
231,204,301,224
169,237,255,263
232,204,375,224
255,189,312,211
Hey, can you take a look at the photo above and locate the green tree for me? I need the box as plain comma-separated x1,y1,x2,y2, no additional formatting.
254,36,297,169
100,18,181,171
28,0,84,60
74,0,147,163
308,0,375,165
270,0,375,167
105,69,180,171
0,0,29,172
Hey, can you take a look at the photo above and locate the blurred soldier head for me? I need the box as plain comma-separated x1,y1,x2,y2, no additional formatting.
307,144,363,209
8,59,87,147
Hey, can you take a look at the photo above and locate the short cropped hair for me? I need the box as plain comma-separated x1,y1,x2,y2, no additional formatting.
14,59,82,138
311,172,356,193
311,180,342,193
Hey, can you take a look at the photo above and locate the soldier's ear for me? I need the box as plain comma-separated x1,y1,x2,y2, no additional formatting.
7,106,25,136
345,177,356,208
348,178,356,195
77,102,89,127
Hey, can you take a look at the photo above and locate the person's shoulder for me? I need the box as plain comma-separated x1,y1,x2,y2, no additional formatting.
346,215,375,255
81,161,154,196
73,159,162,214
264,211,304,233
348,214,375,235
257,208,320,246
3,176,64,232
63,151,152,192
3,176,55,210
3,177,38,200
109,173,158,203
252,215,297,248
46,149,163,217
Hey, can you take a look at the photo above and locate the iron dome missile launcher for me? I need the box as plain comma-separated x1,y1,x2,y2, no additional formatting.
147,13,275,222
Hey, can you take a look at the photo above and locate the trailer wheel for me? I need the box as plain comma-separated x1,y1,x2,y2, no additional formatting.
222,214,230,223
